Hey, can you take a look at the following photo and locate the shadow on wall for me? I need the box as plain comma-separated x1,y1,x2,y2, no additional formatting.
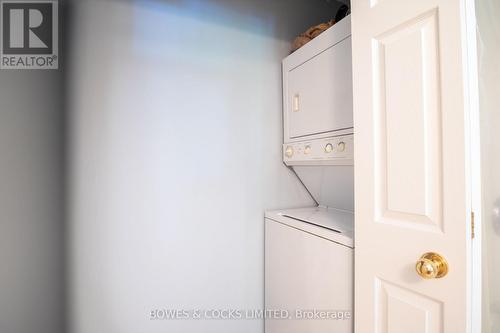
116,0,351,83
76,0,348,63
130,0,346,41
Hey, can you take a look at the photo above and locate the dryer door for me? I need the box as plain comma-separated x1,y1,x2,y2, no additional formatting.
286,37,353,139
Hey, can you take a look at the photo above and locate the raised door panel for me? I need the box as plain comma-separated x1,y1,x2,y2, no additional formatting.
376,279,442,333
372,10,443,232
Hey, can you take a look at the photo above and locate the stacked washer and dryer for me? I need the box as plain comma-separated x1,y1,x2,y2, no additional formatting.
265,16,354,333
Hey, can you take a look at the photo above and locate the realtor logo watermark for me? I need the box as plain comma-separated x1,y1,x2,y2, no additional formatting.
1,0,58,69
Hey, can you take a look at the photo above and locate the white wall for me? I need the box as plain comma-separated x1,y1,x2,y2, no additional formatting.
67,1,342,332
476,0,500,332
0,69,65,331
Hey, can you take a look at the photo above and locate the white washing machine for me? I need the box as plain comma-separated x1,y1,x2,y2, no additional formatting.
265,206,353,333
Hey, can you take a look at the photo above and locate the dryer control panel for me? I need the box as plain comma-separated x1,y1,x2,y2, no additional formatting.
283,134,353,166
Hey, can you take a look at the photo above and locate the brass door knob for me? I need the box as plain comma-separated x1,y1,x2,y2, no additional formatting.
415,252,448,279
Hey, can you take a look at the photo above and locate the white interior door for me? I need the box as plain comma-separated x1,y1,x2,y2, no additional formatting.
352,0,479,332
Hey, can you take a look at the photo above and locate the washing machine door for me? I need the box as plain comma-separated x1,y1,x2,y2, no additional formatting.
265,218,353,333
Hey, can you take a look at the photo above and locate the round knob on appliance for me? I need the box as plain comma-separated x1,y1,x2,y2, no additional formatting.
337,141,346,152
304,145,311,155
325,143,334,153
285,146,294,158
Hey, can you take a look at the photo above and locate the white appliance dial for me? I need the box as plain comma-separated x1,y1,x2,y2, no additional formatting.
337,141,346,152
304,145,311,155
285,146,294,158
325,143,334,153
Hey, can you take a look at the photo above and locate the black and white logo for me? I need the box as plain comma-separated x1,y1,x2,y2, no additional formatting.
1,0,58,69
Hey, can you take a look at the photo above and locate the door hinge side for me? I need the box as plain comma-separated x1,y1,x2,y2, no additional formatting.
471,211,475,239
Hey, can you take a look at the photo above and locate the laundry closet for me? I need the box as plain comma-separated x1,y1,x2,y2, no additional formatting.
64,0,483,332
265,0,482,331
